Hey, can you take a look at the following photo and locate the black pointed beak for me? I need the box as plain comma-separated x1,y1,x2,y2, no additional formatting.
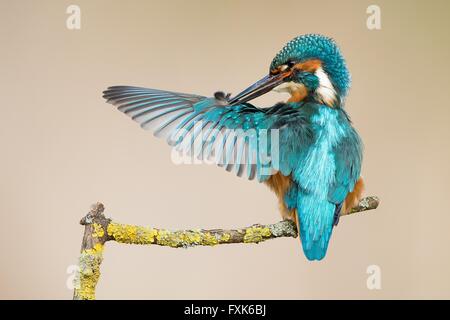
228,71,291,105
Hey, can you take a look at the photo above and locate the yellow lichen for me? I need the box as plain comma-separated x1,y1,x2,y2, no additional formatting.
183,231,202,244
107,222,157,245
84,243,104,255
220,233,231,242
155,229,174,247
92,223,104,238
202,232,219,245
243,226,272,243
107,222,232,247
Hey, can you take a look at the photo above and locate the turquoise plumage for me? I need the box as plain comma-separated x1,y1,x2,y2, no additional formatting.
103,34,363,261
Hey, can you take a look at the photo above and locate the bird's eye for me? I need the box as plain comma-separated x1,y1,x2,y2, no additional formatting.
276,60,296,73
286,60,296,68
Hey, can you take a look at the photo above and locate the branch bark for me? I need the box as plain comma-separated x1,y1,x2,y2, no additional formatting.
73,196,379,300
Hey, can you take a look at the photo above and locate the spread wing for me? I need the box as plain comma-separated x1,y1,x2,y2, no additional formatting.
103,86,314,181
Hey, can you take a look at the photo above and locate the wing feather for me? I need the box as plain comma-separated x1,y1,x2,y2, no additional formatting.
103,86,313,181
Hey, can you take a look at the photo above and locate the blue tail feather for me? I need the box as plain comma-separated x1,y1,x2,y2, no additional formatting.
296,192,335,261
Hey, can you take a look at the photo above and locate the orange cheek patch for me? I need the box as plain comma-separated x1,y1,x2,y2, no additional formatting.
288,86,308,102
294,59,322,73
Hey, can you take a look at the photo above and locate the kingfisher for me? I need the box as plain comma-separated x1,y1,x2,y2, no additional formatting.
102,34,364,261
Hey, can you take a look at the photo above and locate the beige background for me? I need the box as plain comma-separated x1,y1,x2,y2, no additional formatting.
1,0,449,299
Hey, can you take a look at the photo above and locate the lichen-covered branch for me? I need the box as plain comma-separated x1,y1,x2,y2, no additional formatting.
106,219,299,248
347,196,379,215
73,196,379,299
73,203,110,300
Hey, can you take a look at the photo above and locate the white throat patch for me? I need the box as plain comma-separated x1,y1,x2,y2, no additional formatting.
273,81,304,94
272,67,338,106
315,67,337,107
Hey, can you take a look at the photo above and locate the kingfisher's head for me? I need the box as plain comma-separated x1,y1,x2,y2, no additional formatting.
229,34,351,108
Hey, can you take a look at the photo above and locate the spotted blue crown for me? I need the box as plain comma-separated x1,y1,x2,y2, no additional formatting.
270,34,351,96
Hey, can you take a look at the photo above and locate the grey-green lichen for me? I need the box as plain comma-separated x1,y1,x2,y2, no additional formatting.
348,196,380,214
156,230,231,247
269,220,298,238
73,243,104,300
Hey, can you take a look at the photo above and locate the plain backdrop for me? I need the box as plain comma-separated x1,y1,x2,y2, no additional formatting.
1,0,450,299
